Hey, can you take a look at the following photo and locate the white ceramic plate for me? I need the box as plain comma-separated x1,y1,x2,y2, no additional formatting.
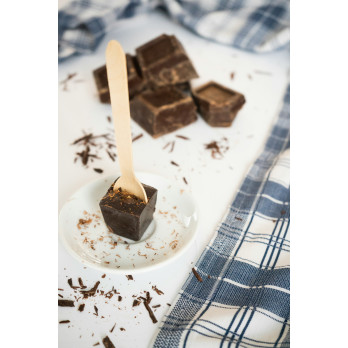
59,172,198,273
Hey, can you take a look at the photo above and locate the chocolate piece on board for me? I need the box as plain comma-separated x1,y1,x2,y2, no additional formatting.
136,34,198,87
93,54,146,103
100,182,157,241
130,86,197,138
192,81,245,127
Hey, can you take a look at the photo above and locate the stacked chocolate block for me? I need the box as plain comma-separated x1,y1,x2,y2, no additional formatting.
93,34,246,136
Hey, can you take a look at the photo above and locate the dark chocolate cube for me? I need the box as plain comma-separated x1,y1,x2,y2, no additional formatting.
93,65,110,103
130,86,197,138
99,182,157,241
192,81,246,127
136,34,199,87
93,54,146,103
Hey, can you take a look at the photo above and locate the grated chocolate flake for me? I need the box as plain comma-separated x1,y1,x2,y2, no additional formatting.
192,268,203,282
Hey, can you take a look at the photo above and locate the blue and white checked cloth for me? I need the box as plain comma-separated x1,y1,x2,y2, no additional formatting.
152,86,290,347
58,0,290,61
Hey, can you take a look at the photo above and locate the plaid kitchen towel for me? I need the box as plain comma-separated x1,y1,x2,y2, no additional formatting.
58,0,290,61
152,85,290,348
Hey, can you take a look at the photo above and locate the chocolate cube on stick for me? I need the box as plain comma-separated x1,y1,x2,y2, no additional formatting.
100,182,157,241
93,54,146,103
136,34,199,87
192,81,245,127
130,86,197,138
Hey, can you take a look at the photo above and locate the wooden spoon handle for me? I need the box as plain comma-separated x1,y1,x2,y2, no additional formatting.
106,40,134,179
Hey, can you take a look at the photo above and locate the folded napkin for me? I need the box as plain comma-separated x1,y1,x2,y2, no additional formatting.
58,0,290,61
152,85,290,347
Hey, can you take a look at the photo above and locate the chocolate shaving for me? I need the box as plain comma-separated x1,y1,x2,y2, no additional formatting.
171,161,179,167
176,135,190,140
94,305,99,316
132,133,143,142
59,320,70,324
126,275,133,280
58,299,75,307
60,72,77,91
152,304,161,308
102,336,115,348
71,132,114,168
58,294,64,298
152,285,164,295
106,150,116,161
120,328,126,331
93,343,100,346
80,281,100,298
204,138,229,159
235,217,242,221
78,304,85,312
110,323,116,333
67,278,79,290
192,268,203,282
170,141,175,153
141,291,157,324
133,299,141,307
107,116,112,123
94,168,103,173
162,142,170,150
78,277,87,289
118,296,122,302
183,177,188,185
101,274,106,278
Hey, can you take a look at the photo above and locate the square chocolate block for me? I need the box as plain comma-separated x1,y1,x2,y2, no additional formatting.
93,65,110,103
130,86,197,138
136,34,198,87
93,54,146,103
192,81,245,127
99,182,157,241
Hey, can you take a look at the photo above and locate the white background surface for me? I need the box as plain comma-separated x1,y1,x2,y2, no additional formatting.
58,10,289,348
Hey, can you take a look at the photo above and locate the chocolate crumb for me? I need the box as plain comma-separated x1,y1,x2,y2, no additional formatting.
192,268,203,282
78,304,85,312
118,296,122,302
107,116,112,123
59,320,70,324
171,161,179,167
58,299,75,307
183,177,188,185
230,72,235,79
235,217,242,221
167,303,171,306
281,210,286,215
120,328,126,331
102,336,115,348
101,274,106,278
93,343,100,346
94,168,103,173
110,323,116,333
126,275,133,280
